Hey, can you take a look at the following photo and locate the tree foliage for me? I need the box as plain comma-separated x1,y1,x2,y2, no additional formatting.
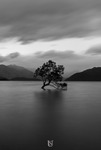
34,60,64,89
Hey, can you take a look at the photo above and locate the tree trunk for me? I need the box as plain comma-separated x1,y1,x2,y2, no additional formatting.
41,81,50,90
41,84,45,90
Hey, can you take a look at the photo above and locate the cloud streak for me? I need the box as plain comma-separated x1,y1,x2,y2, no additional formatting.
0,52,20,62
35,50,83,59
0,0,101,43
86,45,101,55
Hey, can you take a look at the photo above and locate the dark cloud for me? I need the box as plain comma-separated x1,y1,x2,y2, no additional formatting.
86,45,101,55
35,50,83,59
0,52,20,62
8,52,20,58
0,0,101,43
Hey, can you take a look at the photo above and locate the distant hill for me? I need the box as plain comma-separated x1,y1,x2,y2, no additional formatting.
0,64,39,80
66,67,101,81
27,67,35,73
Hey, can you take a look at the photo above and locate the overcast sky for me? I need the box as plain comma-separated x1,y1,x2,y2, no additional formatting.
0,0,101,74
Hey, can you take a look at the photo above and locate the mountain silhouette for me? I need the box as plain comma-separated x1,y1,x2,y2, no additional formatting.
66,67,101,81
0,64,38,80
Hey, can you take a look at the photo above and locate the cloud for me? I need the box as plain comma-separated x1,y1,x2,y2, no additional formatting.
86,45,101,55
0,52,20,62
0,0,101,43
8,52,20,58
35,50,83,59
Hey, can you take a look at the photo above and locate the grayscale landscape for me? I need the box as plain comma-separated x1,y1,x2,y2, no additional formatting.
0,0,101,149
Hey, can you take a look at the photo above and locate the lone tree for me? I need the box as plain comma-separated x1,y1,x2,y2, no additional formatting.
34,60,65,90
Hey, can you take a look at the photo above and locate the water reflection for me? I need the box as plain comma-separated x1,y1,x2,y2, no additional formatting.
33,90,64,149
1,82,101,150
34,89,63,105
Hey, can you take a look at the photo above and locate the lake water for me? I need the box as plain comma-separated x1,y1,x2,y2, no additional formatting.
0,81,101,150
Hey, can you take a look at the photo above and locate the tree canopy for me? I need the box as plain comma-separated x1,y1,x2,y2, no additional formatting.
34,60,64,90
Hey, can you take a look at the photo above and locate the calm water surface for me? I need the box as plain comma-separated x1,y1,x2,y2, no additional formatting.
0,81,101,150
